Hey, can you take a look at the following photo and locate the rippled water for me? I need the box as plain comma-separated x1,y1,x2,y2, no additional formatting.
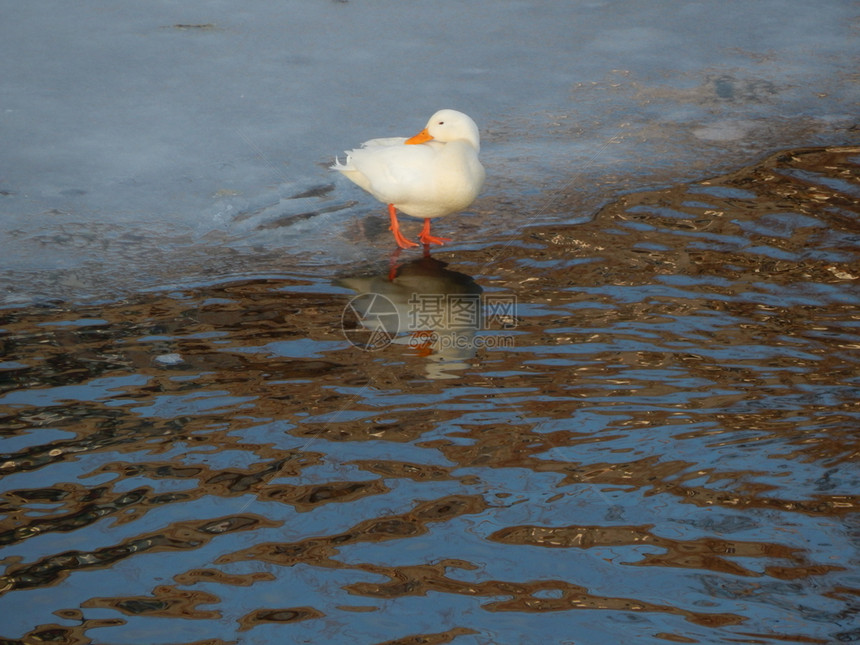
1,147,858,644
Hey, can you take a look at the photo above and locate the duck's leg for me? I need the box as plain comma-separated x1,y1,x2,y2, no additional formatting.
388,204,418,249
388,247,403,281
418,218,451,246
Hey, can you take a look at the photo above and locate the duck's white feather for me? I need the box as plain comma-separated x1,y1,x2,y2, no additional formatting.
332,110,484,219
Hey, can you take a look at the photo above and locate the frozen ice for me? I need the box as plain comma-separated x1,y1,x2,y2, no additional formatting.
1,1,857,303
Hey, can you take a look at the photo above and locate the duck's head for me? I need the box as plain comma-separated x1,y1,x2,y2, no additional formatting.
406,109,481,151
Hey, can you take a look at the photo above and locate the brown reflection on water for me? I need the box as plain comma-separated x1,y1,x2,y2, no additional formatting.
489,524,842,579
344,560,744,628
2,513,279,593
83,584,223,619
219,495,489,569
1,147,858,643
235,606,325,632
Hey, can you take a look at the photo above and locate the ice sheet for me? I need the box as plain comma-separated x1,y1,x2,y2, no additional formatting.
1,1,857,303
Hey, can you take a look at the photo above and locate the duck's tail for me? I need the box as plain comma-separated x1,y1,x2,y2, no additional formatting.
330,152,354,171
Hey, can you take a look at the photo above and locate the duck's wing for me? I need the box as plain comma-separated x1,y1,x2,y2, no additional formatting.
339,142,442,204
332,137,409,169
358,137,408,149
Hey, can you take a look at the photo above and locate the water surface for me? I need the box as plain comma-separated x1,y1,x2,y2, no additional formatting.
1,146,858,644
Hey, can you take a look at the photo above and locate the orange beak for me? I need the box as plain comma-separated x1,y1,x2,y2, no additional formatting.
405,128,433,145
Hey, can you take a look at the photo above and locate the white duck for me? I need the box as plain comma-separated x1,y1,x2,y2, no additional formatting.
333,109,485,248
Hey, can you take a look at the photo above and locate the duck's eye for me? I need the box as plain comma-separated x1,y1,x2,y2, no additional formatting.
437,121,445,125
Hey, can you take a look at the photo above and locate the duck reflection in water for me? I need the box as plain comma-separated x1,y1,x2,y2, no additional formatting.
337,250,484,379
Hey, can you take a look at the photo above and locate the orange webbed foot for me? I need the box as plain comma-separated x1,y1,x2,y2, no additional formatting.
418,233,452,246
388,204,419,249
392,230,419,249
418,219,451,246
